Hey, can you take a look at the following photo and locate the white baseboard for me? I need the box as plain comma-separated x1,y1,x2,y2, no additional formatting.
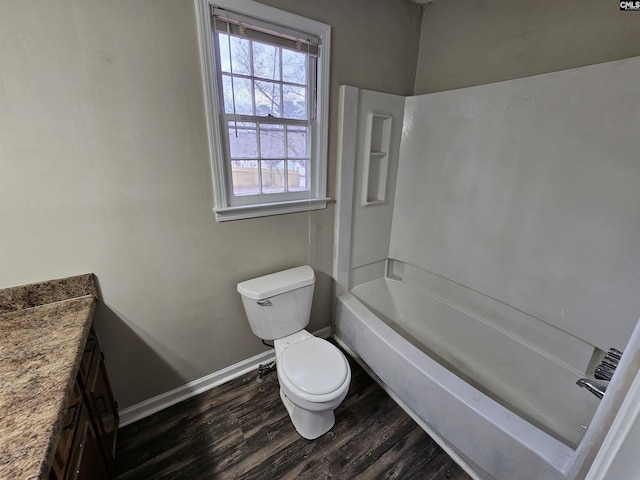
118,349,275,427
119,326,333,428
314,326,332,339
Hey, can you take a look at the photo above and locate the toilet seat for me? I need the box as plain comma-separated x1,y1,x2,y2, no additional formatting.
278,337,349,402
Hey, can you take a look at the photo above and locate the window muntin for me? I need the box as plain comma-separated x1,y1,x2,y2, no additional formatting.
194,0,330,221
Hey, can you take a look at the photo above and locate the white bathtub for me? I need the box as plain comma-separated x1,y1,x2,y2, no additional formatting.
334,277,593,480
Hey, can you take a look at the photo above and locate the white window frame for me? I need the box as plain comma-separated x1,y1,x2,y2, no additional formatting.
194,0,331,221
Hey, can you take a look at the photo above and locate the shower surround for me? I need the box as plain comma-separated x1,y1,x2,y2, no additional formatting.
333,57,640,479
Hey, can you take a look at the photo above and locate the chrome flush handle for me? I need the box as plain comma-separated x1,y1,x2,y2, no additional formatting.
257,299,272,306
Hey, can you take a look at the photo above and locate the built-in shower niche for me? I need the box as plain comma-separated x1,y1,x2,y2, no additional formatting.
362,113,392,205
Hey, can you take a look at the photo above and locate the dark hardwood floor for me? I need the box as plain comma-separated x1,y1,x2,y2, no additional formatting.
115,351,472,480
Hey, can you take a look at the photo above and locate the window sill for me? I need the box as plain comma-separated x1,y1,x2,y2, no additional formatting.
214,197,330,222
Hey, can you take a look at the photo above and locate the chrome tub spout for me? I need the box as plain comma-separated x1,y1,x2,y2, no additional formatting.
576,378,607,399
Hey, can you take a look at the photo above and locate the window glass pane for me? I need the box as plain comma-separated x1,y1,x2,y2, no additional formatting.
229,36,251,75
259,124,285,158
283,85,306,120
252,41,280,81
282,49,306,85
288,160,309,192
261,160,286,193
231,160,260,196
217,33,231,73
221,75,235,113
255,81,281,117
222,76,253,115
228,122,257,158
287,126,308,158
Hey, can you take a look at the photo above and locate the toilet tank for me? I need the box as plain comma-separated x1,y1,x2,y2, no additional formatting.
237,265,315,340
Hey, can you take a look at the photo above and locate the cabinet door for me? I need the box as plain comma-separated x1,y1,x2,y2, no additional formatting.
51,382,83,480
78,329,97,389
64,406,109,480
86,345,119,475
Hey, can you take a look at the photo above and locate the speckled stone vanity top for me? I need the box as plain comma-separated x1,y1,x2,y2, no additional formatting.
0,274,98,480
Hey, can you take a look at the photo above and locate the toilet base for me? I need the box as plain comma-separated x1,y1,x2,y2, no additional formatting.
279,389,335,440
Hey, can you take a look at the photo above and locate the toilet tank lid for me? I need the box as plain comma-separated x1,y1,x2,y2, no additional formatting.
237,265,315,300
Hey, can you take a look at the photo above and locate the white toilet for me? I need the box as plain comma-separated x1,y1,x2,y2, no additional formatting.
237,265,351,440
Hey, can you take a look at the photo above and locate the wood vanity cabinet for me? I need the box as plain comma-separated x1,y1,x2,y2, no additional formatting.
50,327,119,480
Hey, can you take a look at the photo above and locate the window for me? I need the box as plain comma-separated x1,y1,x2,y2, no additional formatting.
194,0,331,221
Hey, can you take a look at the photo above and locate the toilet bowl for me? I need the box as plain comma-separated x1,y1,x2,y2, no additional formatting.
237,266,352,439
275,331,351,439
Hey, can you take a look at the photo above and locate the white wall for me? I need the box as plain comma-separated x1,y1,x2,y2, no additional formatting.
0,0,421,409
390,57,640,352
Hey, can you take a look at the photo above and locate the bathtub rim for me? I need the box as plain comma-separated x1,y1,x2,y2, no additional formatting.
351,275,597,448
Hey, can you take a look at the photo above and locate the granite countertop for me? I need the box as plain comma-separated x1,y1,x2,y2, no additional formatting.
0,274,99,480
